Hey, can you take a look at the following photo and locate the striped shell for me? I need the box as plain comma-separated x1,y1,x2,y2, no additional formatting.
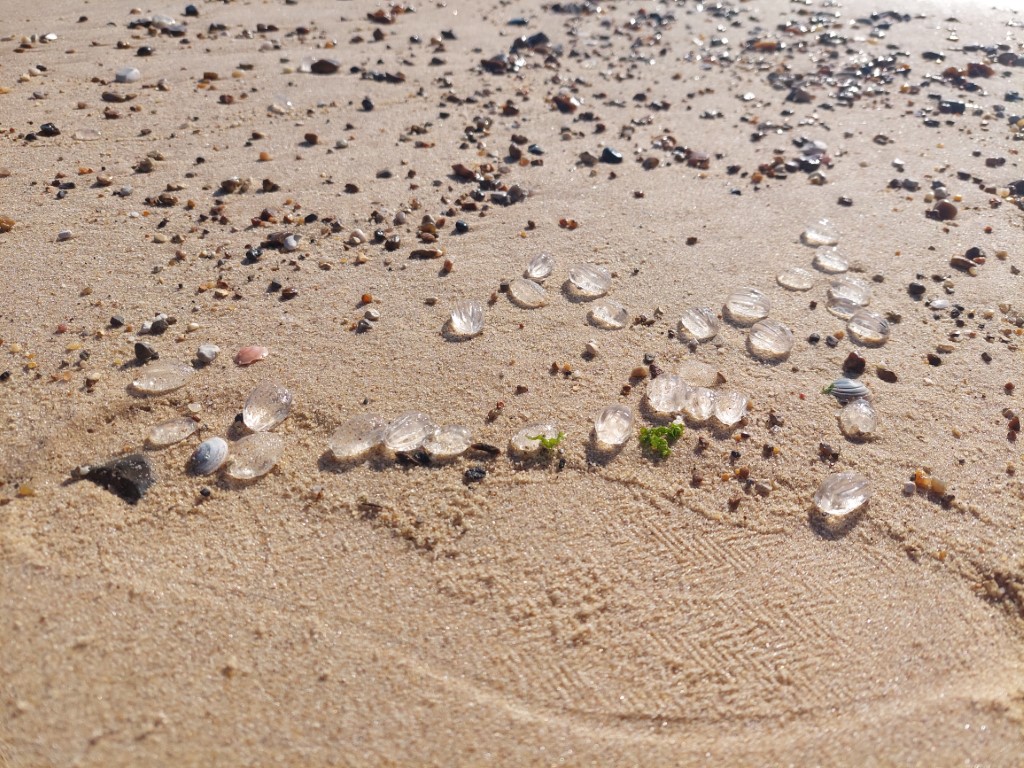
830,377,870,402
190,436,229,475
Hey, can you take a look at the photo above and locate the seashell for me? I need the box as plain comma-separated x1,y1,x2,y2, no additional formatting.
814,472,870,517
508,277,547,308
714,391,748,427
593,405,633,447
678,307,720,342
724,287,771,325
146,416,197,448
131,360,194,394
776,266,815,291
423,425,473,459
747,319,793,360
329,414,387,461
242,382,293,432
683,387,716,423
828,275,871,307
449,300,483,337
525,252,554,281
225,433,283,480
646,374,689,414
234,345,269,366
838,399,877,439
847,309,890,345
801,218,839,247
567,263,611,297
510,423,560,455
588,298,628,330
830,377,870,402
383,412,438,452
190,436,228,475
812,247,848,274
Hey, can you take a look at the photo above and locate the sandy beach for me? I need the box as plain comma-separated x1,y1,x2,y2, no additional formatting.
2,0,1024,764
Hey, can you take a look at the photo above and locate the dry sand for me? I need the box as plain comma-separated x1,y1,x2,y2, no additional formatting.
2,0,1024,764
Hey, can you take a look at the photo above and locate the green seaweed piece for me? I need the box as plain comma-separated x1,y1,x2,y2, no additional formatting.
529,431,566,451
639,422,685,459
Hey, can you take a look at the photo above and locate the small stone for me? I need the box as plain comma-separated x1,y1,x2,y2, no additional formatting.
464,465,486,482
309,59,341,75
932,201,958,221
225,433,283,480
593,405,633,447
84,453,155,503
600,147,623,164
134,341,159,362
234,345,269,365
813,472,870,517
115,67,141,83
196,344,219,364
842,352,866,376
242,382,293,432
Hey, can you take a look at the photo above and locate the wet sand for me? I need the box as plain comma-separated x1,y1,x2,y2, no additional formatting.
2,0,1024,764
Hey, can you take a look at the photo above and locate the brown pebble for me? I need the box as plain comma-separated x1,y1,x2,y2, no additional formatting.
842,351,866,376
876,366,898,383
629,366,648,380
933,201,958,221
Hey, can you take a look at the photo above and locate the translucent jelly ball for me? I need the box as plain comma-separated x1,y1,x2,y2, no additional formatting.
146,416,197,448
747,319,794,360
508,278,547,308
567,263,611,297
678,307,720,342
450,299,484,336
225,432,283,480
511,423,560,455
525,252,554,281
838,399,877,439
714,391,748,427
828,275,871,307
329,414,386,461
848,309,890,345
812,247,848,274
801,218,839,247
593,405,633,447
242,381,293,432
423,425,473,459
826,295,860,320
776,266,815,291
684,387,716,423
588,299,628,330
723,287,771,325
646,374,689,414
813,471,870,517
131,360,194,394
383,412,438,452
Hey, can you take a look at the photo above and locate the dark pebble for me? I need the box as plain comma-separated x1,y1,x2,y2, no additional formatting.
932,201,958,221
84,453,156,504
807,333,821,344
927,353,942,366
38,122,61,137
245,246,263,262
455,220,469,234
110,315,125,328
184,4,199,16
137,46,154,57
361,97,374,111
600,147,623,164
356,319,372,333
134,341,159,362
150,317,168,334
908,281,926,296
464,466,487,482
876,366,898,383
267,280,282,292
843,352,866,376
982,351,992,363
310,59,340,75
837,196,853,207
0,371,10,382
825,335,839,348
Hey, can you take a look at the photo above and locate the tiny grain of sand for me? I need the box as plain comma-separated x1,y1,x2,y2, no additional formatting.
2,0,1024,764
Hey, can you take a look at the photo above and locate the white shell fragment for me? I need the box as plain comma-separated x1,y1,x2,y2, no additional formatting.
225,433,283,480
646,374,690,415
190,437,228,475
593,405,633,447
449,299,484,337
724,287,770,325
684,387,717,423
423,425,473,459
813,472,870,517
242,382,293,432
678,307,720,342
131,360,194,394
508,278,547,308
567,263,611,297
588,299,628,330
848,309,890,345
383,412,438,452
510,423,560,455
714,391,748,427
838,399,877,439
146,417,197,448
801,218,839,247
812,247,848,274
525,252,554,281
777,266,815,291
830,377,870,402
328,414,386,461
747,319,794,360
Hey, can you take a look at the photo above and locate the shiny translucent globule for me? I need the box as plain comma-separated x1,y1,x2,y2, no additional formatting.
511,423,560,455
684,387,716,423
747,319,794,360
508,278,547,308
525,252,555,281
242,382,293,432
589,299,628,330
678,307,720,342
131,361,194,394
714,391,748,426
225,432,283,480
450,300,484,336
813,472,870,517
812,247,848,274
777,267,815,291
838,399,877,439
146,417,197,448
383,412,438,452
423,425,473,459
724,287,770,325
329,414,386,460
801,218,839,247
828,275,871,307
646,374,689,414
847,309,890,345
567,264,611,297
593,405,633,446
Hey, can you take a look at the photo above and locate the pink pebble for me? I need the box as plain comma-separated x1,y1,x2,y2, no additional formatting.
234,345,269,366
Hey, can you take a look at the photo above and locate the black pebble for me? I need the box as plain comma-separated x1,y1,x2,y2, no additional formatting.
455,220,469,234
361,97,374,111
837,196,853,207
825,335,839,348
39,123,61,137
807,333,821,344
184,4,199,16
150,317,168,334
110,315,125,328
245,246,263,262
927,353,942,366
0,371,10,382
84,454,156,504
137,46,154,57
464,466,486,483
908,281,926,296
134,341,159,362
600,147,623,164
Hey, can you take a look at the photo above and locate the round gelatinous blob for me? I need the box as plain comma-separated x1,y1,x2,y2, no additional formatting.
423,425,473,459
329,414,386,461
449,299,484,336
813,471,870,517
383,412,438,452
510,423,560,455
567,263,611,297
190,436,228,475
723,287,771,325
646,374,690,415
132,360,194,394
830,377,870,402
508,278,547,308
225,432,283,480
828,275,871,307
525,252,554,281
684,387,716,423
747,319,794,360
801,218,839,247
847,309,890,346
242,382,293,432
73,128,101,141
588,298,628,330
777,266,815,291
714,391,748,427
838,399,877,439
826,295,860,319
146,416,198,448
812,247,848,274
678,307,720,342
593,405,633,447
